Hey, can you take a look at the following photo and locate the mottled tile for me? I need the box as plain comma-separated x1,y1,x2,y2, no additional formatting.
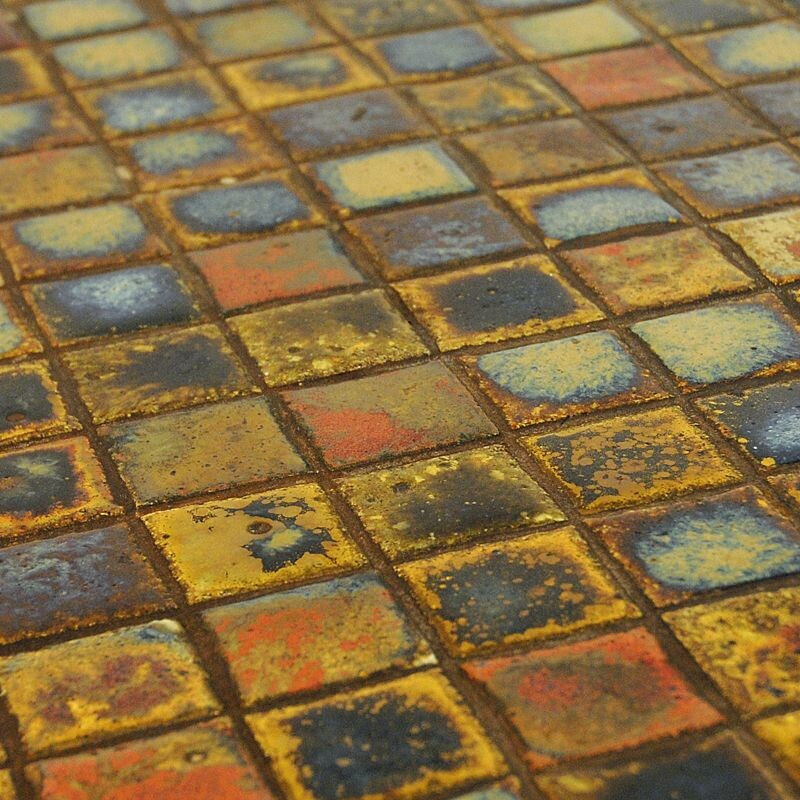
0,291,41,360
64,324,254,423
501,168,680,246
466,627,721,769
0,620,219,757
740,79,800,135
665,586,800,714
625,0,777,36
0,49,52,103
0,97,92,156
317,0,466,37
206,573,431,704
339,444,564,560
0,437,118,538
525,406,740,513
189,229,364,312
24,0,147,40
754,712,800,785
283,362,496,467
346,196,528,279
396,256,603,350
464,330,663,427
143,483,365,602
248,671,505,800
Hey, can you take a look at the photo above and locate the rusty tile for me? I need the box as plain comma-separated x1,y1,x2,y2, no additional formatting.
317,0,466,37
753,711,800,785
23,0,148,41
395,256,603,350
399,528,636,656
769,470,800,509
0,97,93,156
464,330,664,427
466,627,722,769
206,573,432,704
26,718,273,800
563,229,753,313
101,396,306,505
524,406,740,513
0,291,41,360
625,0,778,36
589,485,800,606
0,49,52,103
339,444,564,560
231,289,427,386
189,229,364,313
0,436,119,538
248,670,505,800
0,619,220,757
740,78,800,135
283,362,496,467
143,482,365,602
665,586,800,715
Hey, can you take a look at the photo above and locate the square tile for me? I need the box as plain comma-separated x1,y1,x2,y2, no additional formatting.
189,229,364,313
754,712,800,785
0,620,220,757
26,719,273,800
221,47,381,111
524,406,740,513
0,202,167,281
102,396,306,505
399,528,636,656
305,142,474,216
23,0,147,40
460,118,626,187
411,65,570,132
501,168,681,246
346,197,528,279
601,95,772,161
231,289,427,386
64,324,255,423
0,50,53,103
143,482,365,602
0,524,169,644
740,79,800,135
395,256,603,350
0,437,119,538
656,144,800,218
590,485,800,606
248,671,505,800
317,0,466,37
0,97,93,156
665,586,800,714
0,291,41,360
26,264,201,345
465,627,721,769
206,573,431,704
542,44,709,109
283,362,496,467
464,330,664,427
563,229,753,313
626,0,777,36
339,444,564,560
165,0,255,15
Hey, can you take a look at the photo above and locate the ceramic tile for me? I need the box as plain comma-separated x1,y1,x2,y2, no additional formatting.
625,0,778,36
0,97,93,156
23,0,148,40
740,78,800,135
754,712,800,785
0,49,53,103
317,0,466,37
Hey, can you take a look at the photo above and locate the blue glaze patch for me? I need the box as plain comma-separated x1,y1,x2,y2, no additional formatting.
129,128,240,175
24,0,147,41
0,99,52,152
257,51,347,90
0,299,25,356
740,79,800,134
706,21,800,78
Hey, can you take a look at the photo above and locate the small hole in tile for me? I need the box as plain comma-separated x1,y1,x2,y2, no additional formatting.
248,521,273,535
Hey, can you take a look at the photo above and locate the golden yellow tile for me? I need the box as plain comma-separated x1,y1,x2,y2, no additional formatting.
753,711,800,784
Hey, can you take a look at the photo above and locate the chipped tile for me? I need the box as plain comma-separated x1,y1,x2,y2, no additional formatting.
740,78,800,135
625,0,778,36
754,711,800,785
0,291,41,359
317,0,466,37
0,97,93,156
0,49,53,103
23,0,148,41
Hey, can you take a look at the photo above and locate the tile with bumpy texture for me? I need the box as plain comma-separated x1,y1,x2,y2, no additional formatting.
466,627,722,769
317,0,466,37
395,256,603,350
754,711,800,785
101,396,306,505
625,0,777,36
23,0,148,40
464,330,664,427
0,292,41,360
0,50,53,103
248,670,505,800
283,362,496,467
143,483,365,603
740,79,800,135
399,528,636,655
525,406,740,513
206,573,432,704
0,97,92,156
589,485,800,606
339,444,564,560
0,620,220,757
665,586,800,715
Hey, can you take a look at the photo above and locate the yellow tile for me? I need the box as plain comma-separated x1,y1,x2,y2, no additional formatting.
0,49,53,102
753,711,800,784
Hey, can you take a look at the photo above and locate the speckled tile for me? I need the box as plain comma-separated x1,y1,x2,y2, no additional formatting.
0,49,53,103
625,0,778,36
754,712,800,785
23,0,148,40
0,97,93,156
317,0,466,37
740,78,800,135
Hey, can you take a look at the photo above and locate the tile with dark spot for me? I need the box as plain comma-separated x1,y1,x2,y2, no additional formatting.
525,406,740,513
64,324,255,423
102,396,307,505
466,627,721,769
0,97,92,156
267,88,432,160
27,264,201,344
399,528,636,655
339,444,564,560
395,256,603,350
23,0,148,41
0,524,169,644
143,482,364,602
590,486,800,606
283,361,496,467
0,49,52,103
206,573,431,704
248,671,505,800
464,330,664,427
0,437,119,538
317,0,466,37
346,196,528,279
189,229,364,312
740,79,800,135
0,291,41,360
754,712,800,786
626,0,778,35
